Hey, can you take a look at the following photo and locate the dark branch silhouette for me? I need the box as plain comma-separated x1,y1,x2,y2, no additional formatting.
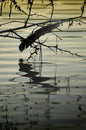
19,21,62,51
0,0,86,60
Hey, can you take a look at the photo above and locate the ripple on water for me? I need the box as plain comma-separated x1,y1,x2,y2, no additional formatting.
0,6,86,129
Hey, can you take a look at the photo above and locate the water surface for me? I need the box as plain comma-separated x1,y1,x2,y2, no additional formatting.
0,0,86,130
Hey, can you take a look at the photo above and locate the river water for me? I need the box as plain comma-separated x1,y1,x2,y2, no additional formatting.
0,0,86,130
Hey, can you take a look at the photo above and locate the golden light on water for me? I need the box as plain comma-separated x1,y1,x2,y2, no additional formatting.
0,0,85,19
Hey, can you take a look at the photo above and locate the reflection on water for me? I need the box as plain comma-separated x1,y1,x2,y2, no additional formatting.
12,60,59,93
0,0,86,129
0,31,86,129
0,25,86,129
0,60,86,130
0,89,86,130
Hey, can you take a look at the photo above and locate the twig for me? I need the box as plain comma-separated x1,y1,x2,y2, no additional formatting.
24,0,34,26
35,40,84,57
0,34,20,39
0,20,51,34
0,16,86,34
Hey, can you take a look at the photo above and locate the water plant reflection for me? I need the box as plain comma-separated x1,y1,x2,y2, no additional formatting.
18,60,59,94
0,60,86,130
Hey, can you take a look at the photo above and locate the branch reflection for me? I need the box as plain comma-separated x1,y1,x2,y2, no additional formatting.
18,60,59,94
1,59,85,130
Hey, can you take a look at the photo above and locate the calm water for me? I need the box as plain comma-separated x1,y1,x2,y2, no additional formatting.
0,0,86,130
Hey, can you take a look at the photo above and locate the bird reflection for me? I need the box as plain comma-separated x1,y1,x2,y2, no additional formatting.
19,61,39,78
18,59,58,94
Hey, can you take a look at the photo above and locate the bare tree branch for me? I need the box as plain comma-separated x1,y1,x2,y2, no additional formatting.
0,0,86,60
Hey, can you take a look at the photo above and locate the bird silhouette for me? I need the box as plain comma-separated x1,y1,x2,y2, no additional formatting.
19,21,61,51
